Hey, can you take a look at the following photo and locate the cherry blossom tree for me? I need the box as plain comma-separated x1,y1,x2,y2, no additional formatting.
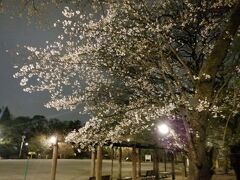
14,0,240,179
0,0,103,14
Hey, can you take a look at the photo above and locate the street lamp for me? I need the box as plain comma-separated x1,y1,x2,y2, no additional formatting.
157,123,170,135
49,135,58,180
157,123,176,179
152,123,170,180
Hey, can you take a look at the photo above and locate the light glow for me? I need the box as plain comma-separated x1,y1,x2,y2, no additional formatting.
157,124,169,135
49,136,57,145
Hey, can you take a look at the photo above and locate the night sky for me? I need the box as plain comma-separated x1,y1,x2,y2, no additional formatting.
0,7,87,121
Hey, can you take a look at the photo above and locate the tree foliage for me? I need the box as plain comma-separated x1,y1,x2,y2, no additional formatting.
14,0,240,144
0,109,82,158
13,0,240,178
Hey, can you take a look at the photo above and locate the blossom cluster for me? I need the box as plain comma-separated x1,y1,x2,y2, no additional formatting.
14,0,240,149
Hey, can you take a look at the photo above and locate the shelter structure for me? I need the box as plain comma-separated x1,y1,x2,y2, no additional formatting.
89,141,187,180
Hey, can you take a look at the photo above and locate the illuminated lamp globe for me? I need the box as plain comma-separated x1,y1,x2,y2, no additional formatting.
49,136,57,145
157,124,169,135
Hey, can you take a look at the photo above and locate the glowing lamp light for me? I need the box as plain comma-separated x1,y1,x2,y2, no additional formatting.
49,136,57,145
157,124,169,135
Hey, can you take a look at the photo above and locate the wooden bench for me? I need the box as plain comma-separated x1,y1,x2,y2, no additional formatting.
140,170,171,179
140,170,155,179
159,171,171,179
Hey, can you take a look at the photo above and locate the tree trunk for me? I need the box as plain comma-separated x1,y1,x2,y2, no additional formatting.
187,113,214,180
222,145,230,174
188,147,213,180
187,2,240,179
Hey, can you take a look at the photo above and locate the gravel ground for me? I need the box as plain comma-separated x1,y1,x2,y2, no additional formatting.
0,159,236,180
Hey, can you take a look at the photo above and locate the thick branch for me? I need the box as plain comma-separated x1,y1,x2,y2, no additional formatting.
198,1,240,98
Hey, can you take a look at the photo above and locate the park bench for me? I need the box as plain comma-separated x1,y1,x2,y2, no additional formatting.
159,171,171,179
140,170,171,179
89,175,111,180
140,170,155,179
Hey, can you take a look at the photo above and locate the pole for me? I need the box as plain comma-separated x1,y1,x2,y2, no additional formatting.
156,150,159,180
132,147,137,180
19,141,24,159
153,149,159,180
171,152,175,180
111,147,114,180
96,145,103,180
164,151,167,172
50,142,58,180
118,147,122,179
19,135,26,159
137,148,141,178
91,149,96,177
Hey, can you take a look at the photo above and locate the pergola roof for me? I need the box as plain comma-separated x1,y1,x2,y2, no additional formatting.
105,140,184,152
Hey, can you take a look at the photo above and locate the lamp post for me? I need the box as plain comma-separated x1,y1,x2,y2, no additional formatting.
156,123,170,179
49,136,58,180
157,123,175,180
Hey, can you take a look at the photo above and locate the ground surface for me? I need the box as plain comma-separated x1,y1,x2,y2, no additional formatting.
0,159,236,180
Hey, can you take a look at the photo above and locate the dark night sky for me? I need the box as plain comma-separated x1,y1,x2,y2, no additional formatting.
0,8,88,121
